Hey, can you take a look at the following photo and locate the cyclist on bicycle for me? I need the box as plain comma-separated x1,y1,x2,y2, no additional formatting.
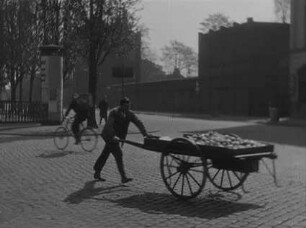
64,93,89,144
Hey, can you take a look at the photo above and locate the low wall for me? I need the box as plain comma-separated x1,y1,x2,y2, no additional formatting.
105,78,201,113
104,77,289,117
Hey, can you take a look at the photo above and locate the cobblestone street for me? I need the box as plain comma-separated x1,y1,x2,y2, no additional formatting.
0,114,305,228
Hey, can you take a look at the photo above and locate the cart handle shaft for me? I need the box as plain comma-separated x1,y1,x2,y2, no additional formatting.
119,139,145,149
235,152,277,159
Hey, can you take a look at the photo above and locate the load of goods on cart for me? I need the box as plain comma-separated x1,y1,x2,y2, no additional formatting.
184,131,266,149
123,131,278,200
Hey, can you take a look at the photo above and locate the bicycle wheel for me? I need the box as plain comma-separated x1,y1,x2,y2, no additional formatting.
80,128,98,152
53,127,69,150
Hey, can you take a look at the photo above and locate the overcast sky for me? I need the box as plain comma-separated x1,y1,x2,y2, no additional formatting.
139,0,276,55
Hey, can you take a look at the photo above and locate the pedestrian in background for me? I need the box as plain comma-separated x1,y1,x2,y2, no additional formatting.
98,95,108,125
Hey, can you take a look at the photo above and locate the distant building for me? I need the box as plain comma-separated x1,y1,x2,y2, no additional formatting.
64,35,141,107
140,59,167,82
167,68,185,80
65,34,187,107
198,18,289,116
289,0,306,117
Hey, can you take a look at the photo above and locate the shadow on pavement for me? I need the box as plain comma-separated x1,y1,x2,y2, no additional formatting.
205,189,243,201
0,124,41,132
64,181,130,204
0,133,54,144
182,124,306,147
108,192,262,219
0,123,59,143
37,150,84,159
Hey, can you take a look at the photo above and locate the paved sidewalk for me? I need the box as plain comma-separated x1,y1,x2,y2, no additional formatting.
0,113,306,228
275,117,306,127
0,111,305,136
136,111,306,127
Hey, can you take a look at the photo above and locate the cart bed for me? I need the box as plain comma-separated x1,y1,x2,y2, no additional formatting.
143,135,275,160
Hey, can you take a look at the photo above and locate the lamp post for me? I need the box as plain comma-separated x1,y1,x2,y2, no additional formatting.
40,45,63,124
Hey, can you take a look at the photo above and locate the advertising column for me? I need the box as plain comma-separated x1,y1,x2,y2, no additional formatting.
40,45,63,124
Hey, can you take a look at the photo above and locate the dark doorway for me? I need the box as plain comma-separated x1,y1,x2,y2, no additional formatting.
298,65,306,103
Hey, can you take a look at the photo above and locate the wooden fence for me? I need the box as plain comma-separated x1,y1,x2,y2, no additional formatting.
0,101,48,123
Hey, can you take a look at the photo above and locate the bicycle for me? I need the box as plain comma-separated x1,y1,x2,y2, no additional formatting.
53,116,98,152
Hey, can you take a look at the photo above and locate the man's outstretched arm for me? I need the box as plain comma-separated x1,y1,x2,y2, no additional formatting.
130,113,148,137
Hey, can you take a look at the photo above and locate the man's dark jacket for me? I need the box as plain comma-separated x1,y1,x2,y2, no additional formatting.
101,106,147,142
65,100,88,119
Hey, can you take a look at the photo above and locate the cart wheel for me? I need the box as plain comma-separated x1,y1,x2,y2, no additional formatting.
206,159,249,191
160,138,207,200
80,128,98,152
53,127,69,150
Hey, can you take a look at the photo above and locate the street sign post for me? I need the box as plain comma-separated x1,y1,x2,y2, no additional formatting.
112,66,134,97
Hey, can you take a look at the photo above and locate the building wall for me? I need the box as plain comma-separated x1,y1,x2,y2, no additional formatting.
290,0,306,117
106,78,200,113
290,0,306,50
63,37,141,108
199,19,290,116
62,53,140,108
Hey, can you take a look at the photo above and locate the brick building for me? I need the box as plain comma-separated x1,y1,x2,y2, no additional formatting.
290,0,306,117
199,18,289,116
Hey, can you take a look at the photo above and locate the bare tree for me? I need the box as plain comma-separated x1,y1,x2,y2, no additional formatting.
138,25,166,82
2,0,30,101
67,0,142,127
0,1,7,90
200,13,233,33
0,0,43,102
139,25,157,61
28,1,43,102
274,0,290,23
38,0,85,81
160,40,197,77
141,44,164,82
142,45,158,63
0,1,5,66
1,0,142,114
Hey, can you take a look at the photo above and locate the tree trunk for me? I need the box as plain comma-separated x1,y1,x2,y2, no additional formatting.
19,79,23,101
11,83,16,101
10,71,16,101
29,66,35,102
0,70,3,96
87,42,98,128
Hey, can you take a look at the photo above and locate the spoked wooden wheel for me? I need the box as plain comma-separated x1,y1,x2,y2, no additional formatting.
206,159,249,191
160,138,207,200
53,127,69,150
80,128,98,152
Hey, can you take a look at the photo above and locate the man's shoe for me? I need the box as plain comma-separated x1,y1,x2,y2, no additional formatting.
94,172,105,181
121,177,133,184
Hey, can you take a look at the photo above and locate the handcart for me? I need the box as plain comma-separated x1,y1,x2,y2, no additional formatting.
122,132,277,200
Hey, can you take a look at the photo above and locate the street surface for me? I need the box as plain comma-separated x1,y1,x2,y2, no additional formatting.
0,113,305,228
